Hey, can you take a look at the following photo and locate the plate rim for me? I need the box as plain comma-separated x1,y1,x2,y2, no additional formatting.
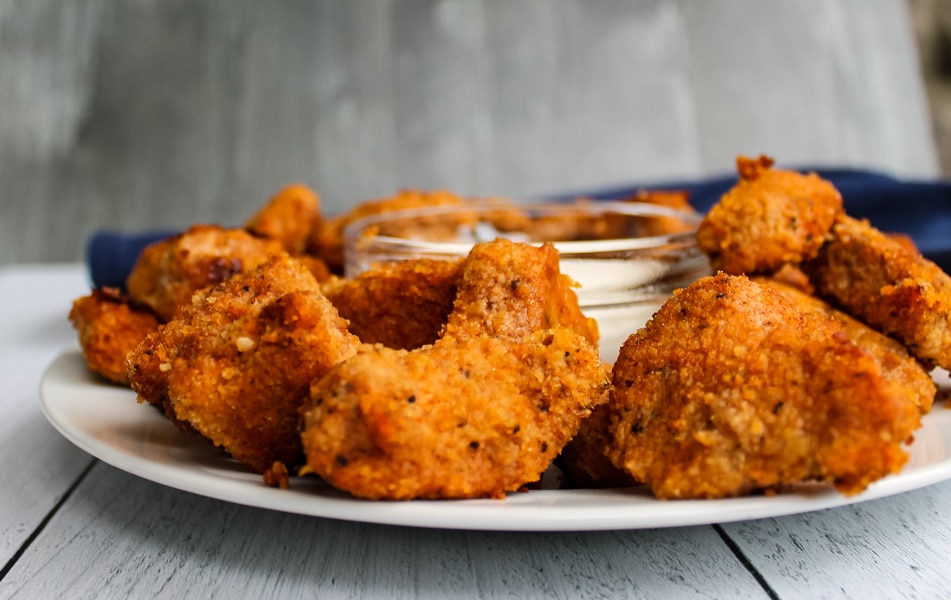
39,350,951,532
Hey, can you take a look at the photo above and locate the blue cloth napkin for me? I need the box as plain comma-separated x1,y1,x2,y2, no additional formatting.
86,169,951,289
576,168,951,273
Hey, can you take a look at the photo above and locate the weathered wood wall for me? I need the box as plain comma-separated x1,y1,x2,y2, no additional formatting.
0,0,936,265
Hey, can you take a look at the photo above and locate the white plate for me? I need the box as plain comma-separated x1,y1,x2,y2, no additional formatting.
40,350,951,532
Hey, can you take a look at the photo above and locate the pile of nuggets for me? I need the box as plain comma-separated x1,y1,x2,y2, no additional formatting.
69,156,951,501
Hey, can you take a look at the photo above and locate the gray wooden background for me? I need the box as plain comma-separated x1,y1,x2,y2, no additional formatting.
0,0,937,266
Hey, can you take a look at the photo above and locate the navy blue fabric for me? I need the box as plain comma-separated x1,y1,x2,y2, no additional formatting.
86,169,951,289
86,229,178,290
573,168,951,273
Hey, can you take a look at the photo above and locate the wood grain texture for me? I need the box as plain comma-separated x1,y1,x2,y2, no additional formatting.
5,266,951,597
0,463,769,599
722,479,951,598
0,0,937,266
0,266,92,570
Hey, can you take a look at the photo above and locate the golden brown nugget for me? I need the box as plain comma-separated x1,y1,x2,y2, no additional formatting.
607,274,921,499
301,239,608,499
756,277,936,414
321,258,464,350
309,189,468,273
804,215,951,371
126,224,285,322
697,155,842,274
68,288,160,385
321,237,595,349
128,255,359,473
295,254,333,283
244,183,322,255
301,328,608,500
443,239,599,346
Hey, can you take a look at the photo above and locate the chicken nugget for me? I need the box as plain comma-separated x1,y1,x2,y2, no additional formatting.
697,155,842,274
127,255,359,473
68,287,160,385
607,274,921,499
444,239,599,346
126,224,285,321
804,215,951,371
300,238,609,499
321,258,464,350
756,277,936,414
302,328,607,500
295,254,333,284
244,183,322,255
309,189,467,273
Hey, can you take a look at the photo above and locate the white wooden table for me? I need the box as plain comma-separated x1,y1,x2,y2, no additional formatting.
1,264,950,599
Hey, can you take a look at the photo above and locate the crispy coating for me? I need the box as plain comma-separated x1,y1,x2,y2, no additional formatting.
756,277,936,414
321,258,464,350
697,155,842,274
302,328,606,500
295,254,333,283
244,183,322,255
606,274,921,499
262,461,291,490
804,215,951,371
888,232,920,253
443,239,599,346
127,255,359,473
126,224,285,322
68,288,160,385
309,189,467,273
300,239,609,499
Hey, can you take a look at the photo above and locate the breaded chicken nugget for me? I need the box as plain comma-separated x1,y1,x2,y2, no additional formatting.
443,239,599,346
804,215,951,371
295,255,333,283
302,330,607,500
127,255,359,473
68,287,160,385
309,189,467,273
321,258,464,350
756,277,936,414
300,239,609,499
244,183,322,255
607,274,921,499
126,224,285,321
697,155,842,274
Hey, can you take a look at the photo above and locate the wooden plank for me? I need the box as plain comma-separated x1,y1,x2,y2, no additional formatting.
0,266,93,570
681,0,937,177
0,462,770,599
721,480,951,598
0,0,937,266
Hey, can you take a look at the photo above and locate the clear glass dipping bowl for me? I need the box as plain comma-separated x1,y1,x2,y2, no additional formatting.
343,201,710,363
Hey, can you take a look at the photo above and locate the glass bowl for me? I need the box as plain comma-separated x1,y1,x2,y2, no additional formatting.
342,200,710,363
